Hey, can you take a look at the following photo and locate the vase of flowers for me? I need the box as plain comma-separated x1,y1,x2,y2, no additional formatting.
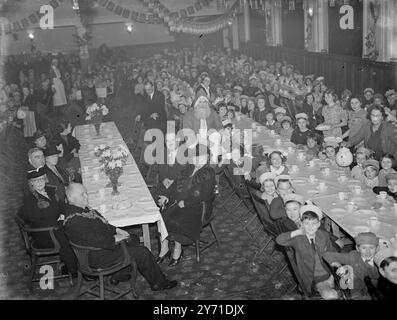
99,145,129,194
85,103,109,136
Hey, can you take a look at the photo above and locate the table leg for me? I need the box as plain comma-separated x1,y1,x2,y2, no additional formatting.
142,224,151,251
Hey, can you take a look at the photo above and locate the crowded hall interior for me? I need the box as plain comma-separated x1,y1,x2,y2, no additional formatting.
1,0,397,301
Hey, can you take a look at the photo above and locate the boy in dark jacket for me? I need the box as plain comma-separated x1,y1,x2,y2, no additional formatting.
276,204,338,299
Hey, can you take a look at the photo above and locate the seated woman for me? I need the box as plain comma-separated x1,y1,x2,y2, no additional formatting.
374,246,397,300
253,95,268,125
18,166,77,275
55,119,81,175
156,144,216,267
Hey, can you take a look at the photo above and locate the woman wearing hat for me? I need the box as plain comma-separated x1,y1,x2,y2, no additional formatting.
18,167,77,275
156,144,216,267
347,105,397,161
44,145,71,202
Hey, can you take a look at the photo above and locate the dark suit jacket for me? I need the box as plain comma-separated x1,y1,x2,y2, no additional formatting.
140,90,167,132
19,186,63,248
45,164,70,202
63,204,122,268
58,133,81,163
276,229,336,294
323,250,379,291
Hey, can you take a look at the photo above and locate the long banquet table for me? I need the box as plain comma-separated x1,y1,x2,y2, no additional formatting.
75,122,167,251
233,115,397,244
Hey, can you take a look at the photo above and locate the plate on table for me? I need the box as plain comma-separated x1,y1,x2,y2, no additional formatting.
315,124,332,131
354,209,375,216
330,208,346,217
353,226,370,234
307,190,319,195
112,200,132,211
292,179,306,184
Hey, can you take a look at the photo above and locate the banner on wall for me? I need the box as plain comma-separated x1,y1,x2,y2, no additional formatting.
2,0,216,35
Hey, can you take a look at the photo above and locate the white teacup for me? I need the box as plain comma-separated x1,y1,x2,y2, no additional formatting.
83,166,89,173
347,202,357,212
339,175,347,183
319,182,326,191
354,186,362,195
297,153,305,160
379,191,387,200
338,192,346,201
309,160,315,167
368,217,380,228
270,130,275,135
252,123,257,130
324,168,331,176
394,203,397,213
257,126,263,133
93,173,100,181
292,165,299,172
309,175,316,183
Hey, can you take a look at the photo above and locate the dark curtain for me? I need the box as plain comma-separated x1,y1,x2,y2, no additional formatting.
328,0,363,57
250,9,267,44
281,1,305,49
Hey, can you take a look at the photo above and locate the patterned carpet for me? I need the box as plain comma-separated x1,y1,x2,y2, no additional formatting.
0,102,299,300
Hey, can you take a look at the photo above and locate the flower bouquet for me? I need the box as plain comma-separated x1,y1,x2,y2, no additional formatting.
99,145,129,194
94,144,111,158
85,103,109,136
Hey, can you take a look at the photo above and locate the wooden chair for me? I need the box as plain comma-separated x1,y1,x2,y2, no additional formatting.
248,188,280,257
69,240,138,300
194,198,220,263
220,166,258,234
15,214,73,293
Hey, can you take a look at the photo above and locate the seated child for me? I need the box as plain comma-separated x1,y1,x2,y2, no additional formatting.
363,159,380,188
258,172,277,208
217,102,228,122
305,134,320,161
268,150,289,176
273,193,305,233
265,111,276,130
323,139,339,167
378,154,396,187
373,172,397,202
274,107,287,134
276,205,339,300
279,116,294,140
323,232,379,300
351,147,371,183
270,175,294,221
374,245,397,300
227,109,236,121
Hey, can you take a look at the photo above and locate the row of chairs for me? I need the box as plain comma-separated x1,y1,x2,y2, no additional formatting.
15,195,220,299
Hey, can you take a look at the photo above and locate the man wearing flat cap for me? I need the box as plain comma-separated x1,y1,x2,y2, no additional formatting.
323,232,379,299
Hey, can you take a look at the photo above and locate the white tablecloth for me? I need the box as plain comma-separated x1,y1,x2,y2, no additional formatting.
75,122,168,242
234,115,397,243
